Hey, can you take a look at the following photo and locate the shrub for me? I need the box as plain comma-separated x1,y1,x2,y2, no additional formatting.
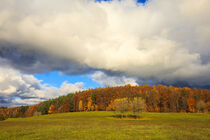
112,114,126,118
127,114,140,119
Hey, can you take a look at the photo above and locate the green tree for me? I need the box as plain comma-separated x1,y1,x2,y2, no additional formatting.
37,101,52,115
19,106,29,117
91,93,96,105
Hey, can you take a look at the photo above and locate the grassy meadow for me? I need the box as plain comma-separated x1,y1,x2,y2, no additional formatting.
0,111,209,140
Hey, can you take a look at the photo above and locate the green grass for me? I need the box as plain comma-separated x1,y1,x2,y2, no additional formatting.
0,112,209,140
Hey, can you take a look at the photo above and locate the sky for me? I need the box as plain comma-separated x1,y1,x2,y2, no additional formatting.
0,0,210,106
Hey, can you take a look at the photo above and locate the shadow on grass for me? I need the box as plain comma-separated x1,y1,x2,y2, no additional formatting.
112,114,141,119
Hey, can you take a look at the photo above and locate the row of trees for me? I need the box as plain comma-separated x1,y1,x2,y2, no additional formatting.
0,84,210,120
74,84,210,113
0,94,74,120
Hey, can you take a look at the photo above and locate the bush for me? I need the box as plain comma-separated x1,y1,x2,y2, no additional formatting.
112,114,126,118
127,114,140,119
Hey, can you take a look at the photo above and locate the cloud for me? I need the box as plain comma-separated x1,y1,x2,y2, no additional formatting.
11,98,45,106
0,66,84,106
91,71,138,86
0,43,95,74
0,0,210,87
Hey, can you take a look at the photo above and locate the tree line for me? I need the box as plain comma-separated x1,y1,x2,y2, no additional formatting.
0,84,209,120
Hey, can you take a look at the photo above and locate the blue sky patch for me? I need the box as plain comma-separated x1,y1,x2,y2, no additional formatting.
34,72,101,89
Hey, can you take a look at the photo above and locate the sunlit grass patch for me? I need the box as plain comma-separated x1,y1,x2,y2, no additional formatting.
0,111,209,140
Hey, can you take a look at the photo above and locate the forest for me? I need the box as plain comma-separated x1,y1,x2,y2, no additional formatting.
0,84,210,120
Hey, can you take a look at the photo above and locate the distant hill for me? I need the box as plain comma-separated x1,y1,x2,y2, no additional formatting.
1,84,210,120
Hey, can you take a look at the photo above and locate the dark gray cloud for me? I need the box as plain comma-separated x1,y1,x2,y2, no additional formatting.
91,71,138,87
0,96,44,107
0,42,95,75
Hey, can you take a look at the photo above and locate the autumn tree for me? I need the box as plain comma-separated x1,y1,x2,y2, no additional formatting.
87,97,92,111
28,105,39,117
48,104,57,114
113,98,130,114
79,100,83,111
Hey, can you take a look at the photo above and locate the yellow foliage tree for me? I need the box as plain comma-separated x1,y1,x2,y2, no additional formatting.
113,98,130,114
87,97,92,111
79,100,83,111
48,104,56,114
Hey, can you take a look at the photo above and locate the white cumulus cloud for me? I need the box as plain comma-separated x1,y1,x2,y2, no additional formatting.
0,66,84,106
